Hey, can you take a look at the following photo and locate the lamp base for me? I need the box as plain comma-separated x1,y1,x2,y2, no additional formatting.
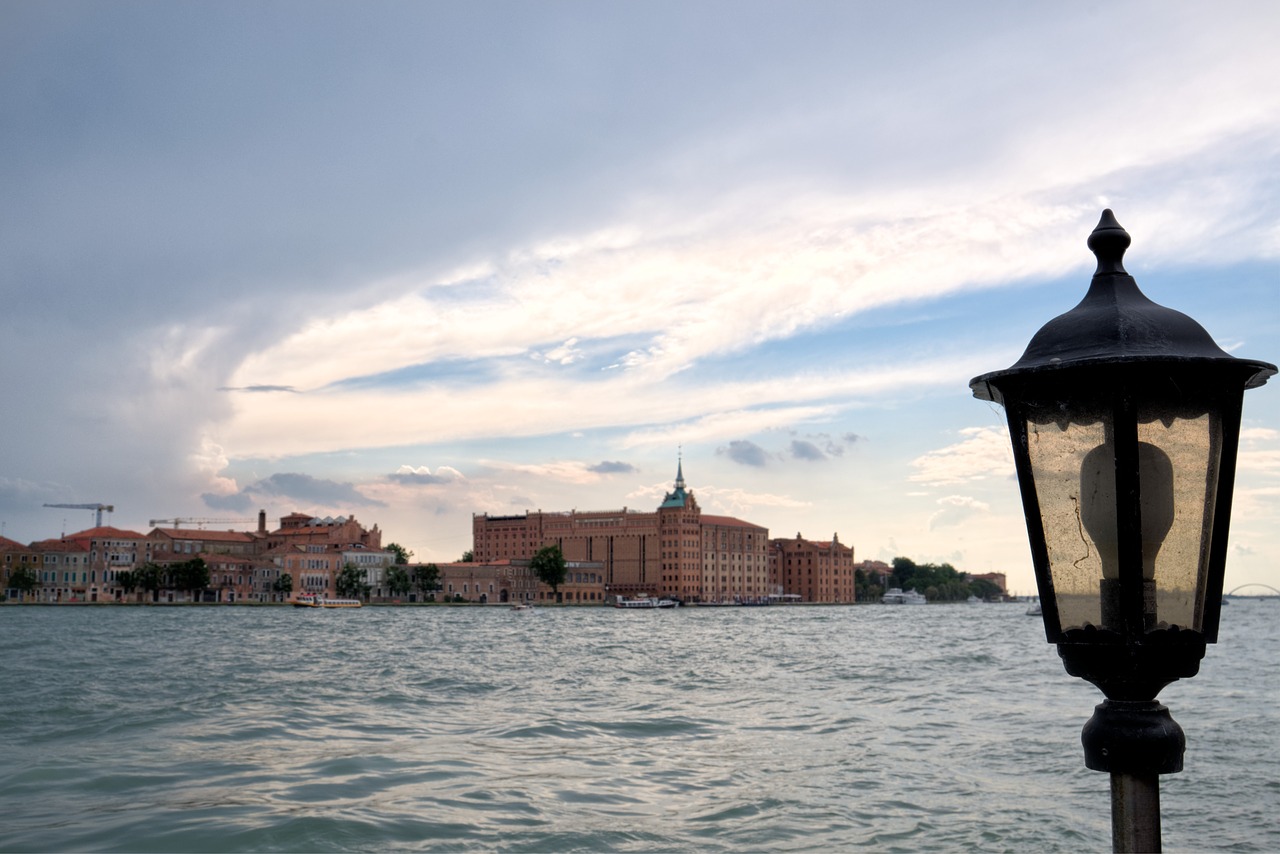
1082,699,1184,775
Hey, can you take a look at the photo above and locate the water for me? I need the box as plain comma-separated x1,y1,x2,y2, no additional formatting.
0,602,1275,853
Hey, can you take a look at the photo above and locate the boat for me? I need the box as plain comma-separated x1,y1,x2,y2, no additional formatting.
1025,601,1042,616
511,603,534,612
292,594,362,609
614,596,679,609
881,587,927,605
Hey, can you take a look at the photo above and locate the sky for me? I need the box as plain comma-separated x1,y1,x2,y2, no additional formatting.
2,0,1278,595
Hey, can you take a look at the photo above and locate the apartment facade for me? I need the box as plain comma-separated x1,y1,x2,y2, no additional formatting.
9,512,387,603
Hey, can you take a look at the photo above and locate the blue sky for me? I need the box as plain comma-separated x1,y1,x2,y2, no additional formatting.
2,1,1277,594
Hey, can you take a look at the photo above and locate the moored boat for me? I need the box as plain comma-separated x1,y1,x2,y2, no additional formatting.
881,587,927,605
292,594,362,609
614,596,679,609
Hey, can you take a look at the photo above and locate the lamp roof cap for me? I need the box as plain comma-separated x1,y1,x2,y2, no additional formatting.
971,209,1275,400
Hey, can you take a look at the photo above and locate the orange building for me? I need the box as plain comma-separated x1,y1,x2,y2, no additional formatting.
473,461,770,602
770,533,856,603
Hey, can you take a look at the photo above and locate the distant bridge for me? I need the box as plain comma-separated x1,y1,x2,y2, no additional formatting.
1225,583,1280,597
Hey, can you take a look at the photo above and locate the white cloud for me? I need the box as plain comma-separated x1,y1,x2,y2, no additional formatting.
928,495,992,531
910,427,1014,487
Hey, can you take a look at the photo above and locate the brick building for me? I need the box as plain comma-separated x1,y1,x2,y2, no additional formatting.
770,533,856,603
473,460,771,603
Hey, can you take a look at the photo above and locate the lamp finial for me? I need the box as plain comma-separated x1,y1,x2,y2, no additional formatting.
1087,209,1130,276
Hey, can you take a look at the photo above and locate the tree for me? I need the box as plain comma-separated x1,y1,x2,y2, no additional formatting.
460,549,474,562
272,573,293,599
8,566,39,600
386,566,412,597
172,558,210,599
530,545,567,598
335,563,372,599
386,542,413,565
889,556,978,603
116,569,137,596
136,563,165,601
415,563,440,600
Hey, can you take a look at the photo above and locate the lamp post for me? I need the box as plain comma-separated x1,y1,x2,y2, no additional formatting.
970,210,1275,852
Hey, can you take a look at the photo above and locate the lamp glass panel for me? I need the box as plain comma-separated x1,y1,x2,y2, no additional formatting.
1023,406,1110,631
1137,407,1220,631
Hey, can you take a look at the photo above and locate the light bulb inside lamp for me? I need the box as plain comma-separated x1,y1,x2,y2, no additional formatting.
1079,440,1175,629
1079,441,1175,579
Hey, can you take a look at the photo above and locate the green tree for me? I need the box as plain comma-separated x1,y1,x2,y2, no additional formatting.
173,558,210,599
116,569,137,596
415,563,440,600
386,566,412,597
890,557,976,602
335,563,372,599
271,573,293,598
8,566,39,600
386,542,413,565
968,577,1002,601
460,549,474,562
136,563,165,601
530,545,567,598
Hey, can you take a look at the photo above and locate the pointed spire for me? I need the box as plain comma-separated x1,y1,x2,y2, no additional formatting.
675,448,686,490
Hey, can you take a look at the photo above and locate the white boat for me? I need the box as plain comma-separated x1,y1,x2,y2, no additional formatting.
1025,601,1042,616
881,587,927,605
511,603,534,612
614,596,679,609
292,594,362,609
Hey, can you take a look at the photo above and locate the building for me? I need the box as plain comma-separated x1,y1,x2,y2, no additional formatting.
3,510,389,604
28,526,152,603
473,460,772,603
770,533,856,603
434,558,608,604
969,572,1008,596
1,536,38,600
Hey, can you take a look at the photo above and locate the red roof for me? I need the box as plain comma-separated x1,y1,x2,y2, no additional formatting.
64,525,148,540
700,514,767,530
29,538,90,553
152,528,255,542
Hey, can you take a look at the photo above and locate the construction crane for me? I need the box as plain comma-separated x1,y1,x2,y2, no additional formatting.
43,503,115,527
148,517,257,530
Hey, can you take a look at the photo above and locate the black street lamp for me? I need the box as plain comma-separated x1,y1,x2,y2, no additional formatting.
970,210,1275,852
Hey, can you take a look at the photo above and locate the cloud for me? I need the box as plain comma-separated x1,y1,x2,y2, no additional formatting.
910,427,1014,487
588,461,638,474
790,440,826,461
388,465,466,485
928,495,991,530
204,472,385,512
719,440,770,468
218,385,300,394
698,485,811,517
530,338,583,366
0,477,66,515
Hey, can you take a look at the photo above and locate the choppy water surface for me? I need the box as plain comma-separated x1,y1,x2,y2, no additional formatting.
1,602,1276,853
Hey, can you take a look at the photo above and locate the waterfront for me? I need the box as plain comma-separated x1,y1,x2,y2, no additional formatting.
0,602,1275,852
